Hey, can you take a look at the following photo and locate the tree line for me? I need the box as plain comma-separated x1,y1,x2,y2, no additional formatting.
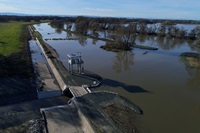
48,16,200,50
67,16,200,50
0,15,76,22
3,15,196,51
72,16,200,40
3,15,197,51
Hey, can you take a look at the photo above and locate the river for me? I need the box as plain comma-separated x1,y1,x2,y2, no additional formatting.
34,23,200,133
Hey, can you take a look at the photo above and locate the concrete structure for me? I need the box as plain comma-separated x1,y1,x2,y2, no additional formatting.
36,37,94,132
28,27,142,133
69,86,89,97
35,38,93,98
41,103,95,133
36,38,67,91
67,53,84,74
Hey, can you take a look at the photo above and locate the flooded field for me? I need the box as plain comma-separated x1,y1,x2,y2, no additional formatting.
34,23,200,133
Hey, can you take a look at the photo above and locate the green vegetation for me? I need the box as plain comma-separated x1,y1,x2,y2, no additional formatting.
0,22,32,56
0,21,35,78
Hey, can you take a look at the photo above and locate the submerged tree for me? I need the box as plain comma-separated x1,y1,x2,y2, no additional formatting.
137,22,147,34
50,19,64,29
74,16,90,35
157,24,166,37
103,23,137,51
76,35,87,46
147,24,157,35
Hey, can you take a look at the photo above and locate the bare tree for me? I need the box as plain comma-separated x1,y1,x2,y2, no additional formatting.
137,23,147,34
74,16,90,35
176,27,187,39
157,24,166,37
109,23,137,50
147,24,157,35
193,26,200,45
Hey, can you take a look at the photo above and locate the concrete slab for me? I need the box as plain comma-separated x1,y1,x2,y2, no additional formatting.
69,86,88,97
35,62,60,92
43,79,60,91
42,105,84,133
36,62,52,79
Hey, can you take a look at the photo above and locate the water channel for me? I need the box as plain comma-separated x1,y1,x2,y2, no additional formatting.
34,23,200,133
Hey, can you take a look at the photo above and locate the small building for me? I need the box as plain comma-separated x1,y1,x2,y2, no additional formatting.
67,52,84,74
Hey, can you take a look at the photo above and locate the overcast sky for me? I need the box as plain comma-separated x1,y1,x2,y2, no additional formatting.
0,0,200,20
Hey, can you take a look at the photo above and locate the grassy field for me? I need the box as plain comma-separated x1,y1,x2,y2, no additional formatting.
0,21,35,77
0,22,32,56
0,21,38,106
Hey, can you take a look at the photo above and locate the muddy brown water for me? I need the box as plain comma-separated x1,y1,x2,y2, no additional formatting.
34,23,200,133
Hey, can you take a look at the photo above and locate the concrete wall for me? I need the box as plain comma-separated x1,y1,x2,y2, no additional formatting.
36,38,67,91
34,29,99,133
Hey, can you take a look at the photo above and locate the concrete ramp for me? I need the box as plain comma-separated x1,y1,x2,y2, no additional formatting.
69,86,89,97
41,104,94,133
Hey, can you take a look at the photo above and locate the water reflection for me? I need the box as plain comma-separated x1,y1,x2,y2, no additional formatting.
187,68,200,88
179,53,200,89
92,38,98,45
138,34,146,43
103,30,109,38
77,35,87,46
136,35,196,51
91,30,99,38
156,37,185,50
113,51,134,73
66,31,73,38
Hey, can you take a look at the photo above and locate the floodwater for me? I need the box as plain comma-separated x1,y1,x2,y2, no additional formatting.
34,23,200,133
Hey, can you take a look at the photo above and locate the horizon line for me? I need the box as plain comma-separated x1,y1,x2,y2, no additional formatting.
0,12,200,21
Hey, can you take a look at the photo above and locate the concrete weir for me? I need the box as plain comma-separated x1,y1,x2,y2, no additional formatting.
35,37,95,97
35,37,96,132
36,38,67,91
32,31,103,132
30,26,142,133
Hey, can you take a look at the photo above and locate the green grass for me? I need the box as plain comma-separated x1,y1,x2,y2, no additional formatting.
0,22,33,56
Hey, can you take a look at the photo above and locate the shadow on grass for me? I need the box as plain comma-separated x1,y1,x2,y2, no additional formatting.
102,78,150,93
0,42,36,106
0,41,7,45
